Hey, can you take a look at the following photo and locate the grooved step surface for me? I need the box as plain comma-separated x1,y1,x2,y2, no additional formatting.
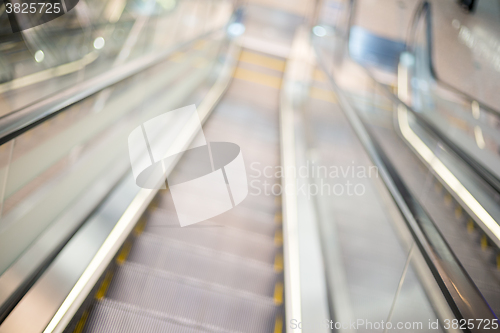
144,222,277,264
105,263,278,333
126,233,278,296
83,298,222,333
151,202,277,236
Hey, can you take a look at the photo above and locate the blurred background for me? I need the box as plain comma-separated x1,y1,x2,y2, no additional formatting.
0,0,499,332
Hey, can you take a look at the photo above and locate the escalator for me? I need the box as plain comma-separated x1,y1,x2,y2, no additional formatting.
0,3,295,333
1,0,500,333
71,47,286,333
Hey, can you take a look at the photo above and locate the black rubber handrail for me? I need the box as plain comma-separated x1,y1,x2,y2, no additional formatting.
406,0,500,199
0,28,221,146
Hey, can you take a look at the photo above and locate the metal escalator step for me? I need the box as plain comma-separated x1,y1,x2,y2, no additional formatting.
208,206,276,237
105,262,279,333
127,233,278,296
146,206,276,237
143,223,277,264
152,186,278,235
83,298,222,333
157,190,277,214
237,197,278,217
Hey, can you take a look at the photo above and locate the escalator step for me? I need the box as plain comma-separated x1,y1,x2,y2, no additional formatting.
142,225,277,264
146,206,276,237
127,233,278,296
104,262,278,333
83,298,221,333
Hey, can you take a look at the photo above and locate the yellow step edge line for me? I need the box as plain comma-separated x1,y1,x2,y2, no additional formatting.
239,51,285,72
274,212,282,225
467,219,475,233
313,69,328,82
233,67,282,89
193,39,207,50
148,201,158,211
444,193,452,206
134,217,147,236
497,254,500,270
274,253,284,272
95,271,113,300
170,51,186,62
116,241,132,265
481,235,488,250
72,310,89,333
274,229,283,246
309,86,338,104
455,206,462,219
273,282,283,305
274,313,283,333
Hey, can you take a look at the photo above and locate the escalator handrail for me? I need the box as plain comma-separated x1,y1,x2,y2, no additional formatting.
349,0,500,243
313,44,499,332
356,52,500,247
0,28,222,147
407,0,500,118
404,0,500,219
0,27,222,325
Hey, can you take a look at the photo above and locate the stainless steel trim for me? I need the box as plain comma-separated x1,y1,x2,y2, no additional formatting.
280,26,311,333
280,25,332,333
